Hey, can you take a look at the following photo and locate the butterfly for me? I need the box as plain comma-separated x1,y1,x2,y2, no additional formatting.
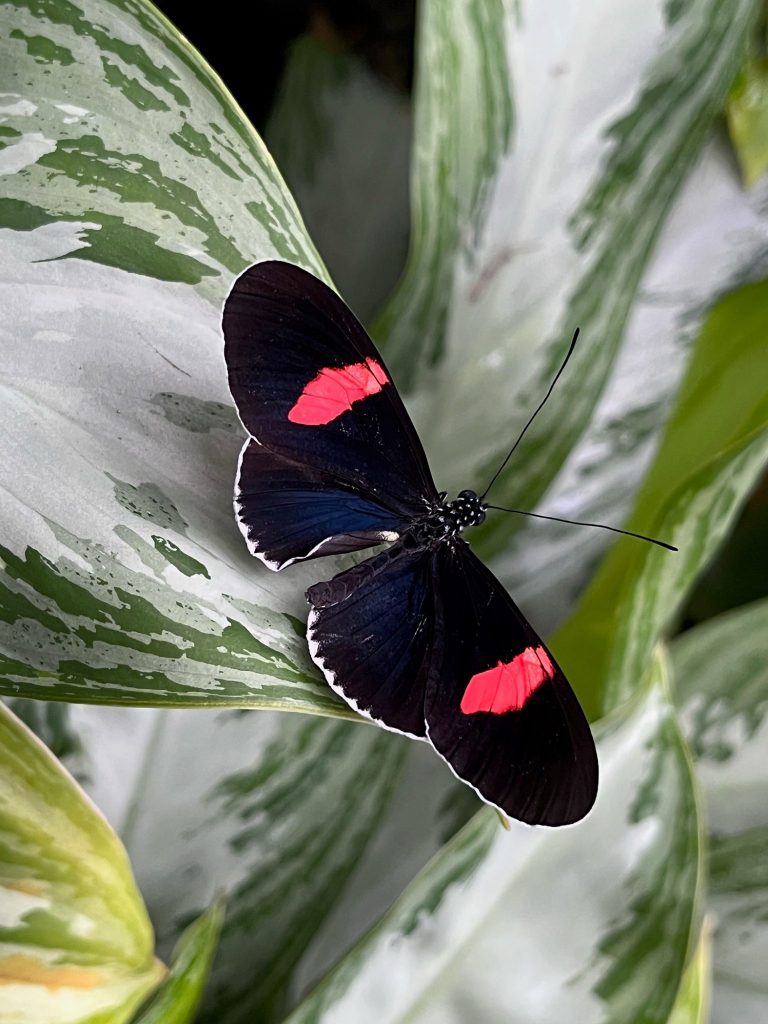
223,259,599,826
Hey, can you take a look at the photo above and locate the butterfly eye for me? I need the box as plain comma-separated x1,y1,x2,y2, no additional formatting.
458,489,477,500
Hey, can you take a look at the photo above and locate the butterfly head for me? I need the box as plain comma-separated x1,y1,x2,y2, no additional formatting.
437,490,487,535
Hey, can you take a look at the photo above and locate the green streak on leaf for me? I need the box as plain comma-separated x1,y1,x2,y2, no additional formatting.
397,812,499,938
594,698,701,1021
101,55,171,112
8,27,75,64
152,537,210,579
132,901,223,1024
148,393,240,434
170,122,242,181
58,213,219,284
37,135,244,274
108,477,188,532
0,197,57,231
8,0,190,106
709,826,768,898
0,199,217,284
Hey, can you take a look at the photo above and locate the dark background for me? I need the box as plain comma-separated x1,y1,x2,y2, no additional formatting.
157,0,416,130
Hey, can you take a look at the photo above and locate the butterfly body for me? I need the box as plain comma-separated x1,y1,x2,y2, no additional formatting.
224,260,598,826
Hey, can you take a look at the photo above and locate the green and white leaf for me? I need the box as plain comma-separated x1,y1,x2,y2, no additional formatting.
118,708,406,1024
378,0,762,547
372,0,512,379
494,142,768,631
672,600,768,1024
554,278,768,718
0,702,163,1024
130,900,223,1024
0,0,367,714
290,740,474,993
286,654,703,1024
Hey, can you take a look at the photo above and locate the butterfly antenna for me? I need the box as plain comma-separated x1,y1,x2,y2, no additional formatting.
485,506,677,551
480,328,580,501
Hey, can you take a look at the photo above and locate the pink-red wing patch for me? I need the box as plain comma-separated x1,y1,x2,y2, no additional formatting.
288,357,389,425
460,646,555,715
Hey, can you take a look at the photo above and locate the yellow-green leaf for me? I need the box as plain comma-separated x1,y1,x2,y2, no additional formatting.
727,56,768,186
0,703,163,1024
131,901,223,1024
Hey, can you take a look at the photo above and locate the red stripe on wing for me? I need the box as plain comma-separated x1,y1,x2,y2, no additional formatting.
288,357,389,425
460,646,555,715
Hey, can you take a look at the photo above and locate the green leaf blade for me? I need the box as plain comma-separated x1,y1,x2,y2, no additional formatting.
727,56,768,186
131,901,223,1024
0,703,163,1023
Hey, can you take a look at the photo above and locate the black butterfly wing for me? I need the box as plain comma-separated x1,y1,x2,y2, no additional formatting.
306,541,434,739
224,261,439,569
224,260,438,512
234,442,409,570
425,540,598,826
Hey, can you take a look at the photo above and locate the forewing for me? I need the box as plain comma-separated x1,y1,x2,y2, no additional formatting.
425,541,598,826
224,261,438,513
306,541,434,739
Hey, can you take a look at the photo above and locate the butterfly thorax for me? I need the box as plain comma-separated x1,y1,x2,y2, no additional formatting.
406,490,487,546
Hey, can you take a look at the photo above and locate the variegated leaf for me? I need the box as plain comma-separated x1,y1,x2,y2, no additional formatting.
286,653,703,1024
0,702,163,1024
117,708,406,1024
673,599,768,1024
553,279,768,717
0,0,365,713
372,0,512,378
493,140,768,633
290,739,474,993
378,0,761,544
